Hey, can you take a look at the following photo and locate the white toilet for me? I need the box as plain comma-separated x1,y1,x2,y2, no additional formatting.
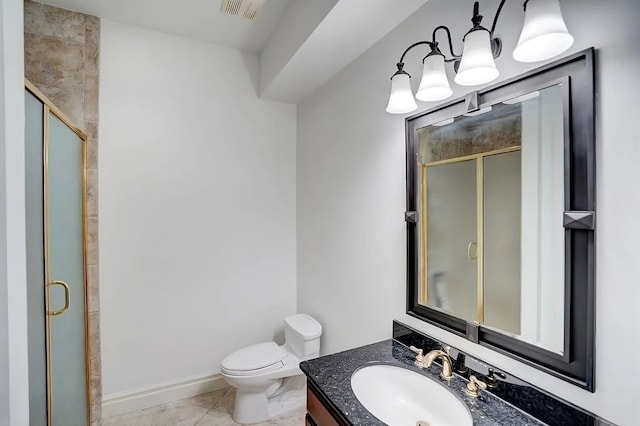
221,314,322,424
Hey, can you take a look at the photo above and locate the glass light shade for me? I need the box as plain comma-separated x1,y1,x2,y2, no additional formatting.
513,0,574,63
454,29,500,86
416,54,453,102
386,73,417,114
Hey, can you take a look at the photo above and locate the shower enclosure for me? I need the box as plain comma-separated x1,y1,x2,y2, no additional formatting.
25,81,91,426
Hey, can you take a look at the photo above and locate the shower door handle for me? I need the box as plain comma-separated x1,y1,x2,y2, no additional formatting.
467,242,478,260
48,280,71,316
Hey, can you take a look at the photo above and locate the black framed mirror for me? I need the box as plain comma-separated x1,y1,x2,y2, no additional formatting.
405,48,595,390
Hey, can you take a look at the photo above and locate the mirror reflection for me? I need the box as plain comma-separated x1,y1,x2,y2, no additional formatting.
416,84,565,354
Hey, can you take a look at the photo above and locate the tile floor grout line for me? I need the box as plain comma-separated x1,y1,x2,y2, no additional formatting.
193,407,209,426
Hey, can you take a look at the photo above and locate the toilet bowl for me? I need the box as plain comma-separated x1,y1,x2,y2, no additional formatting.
221,314,322,424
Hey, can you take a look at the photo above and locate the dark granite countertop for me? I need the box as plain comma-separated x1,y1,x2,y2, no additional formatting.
300,339,544,426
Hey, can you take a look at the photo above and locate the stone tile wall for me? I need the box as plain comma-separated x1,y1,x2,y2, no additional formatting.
417,104,522,164
24,1,101,423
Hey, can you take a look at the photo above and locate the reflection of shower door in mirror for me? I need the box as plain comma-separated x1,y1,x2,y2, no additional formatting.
25,85,89,426
421,160,478,323
415,84,567,353
419,148,523,329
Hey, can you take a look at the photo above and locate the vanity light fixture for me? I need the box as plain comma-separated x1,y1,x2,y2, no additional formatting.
386,0,573,114
513,0,574,62
454,3,500,87
416,45,453,102
386,67,418,114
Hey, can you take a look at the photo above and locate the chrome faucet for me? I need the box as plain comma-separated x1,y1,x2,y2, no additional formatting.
410,346,454,380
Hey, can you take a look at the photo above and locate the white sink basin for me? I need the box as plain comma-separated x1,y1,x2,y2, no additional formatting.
351,364,472,426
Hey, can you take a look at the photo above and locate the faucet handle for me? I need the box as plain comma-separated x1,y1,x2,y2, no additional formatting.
488,367,506,379
409,346,424,362
465,375,487,397
485,367,507,388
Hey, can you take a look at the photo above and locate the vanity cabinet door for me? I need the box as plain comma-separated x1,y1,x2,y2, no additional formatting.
305,413,317,426
306,380,342,426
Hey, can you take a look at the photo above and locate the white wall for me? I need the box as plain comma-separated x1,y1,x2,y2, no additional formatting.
259,0,429,103
99,20,297,398
259,0,338,95
0,0,28,424
297,0,640,424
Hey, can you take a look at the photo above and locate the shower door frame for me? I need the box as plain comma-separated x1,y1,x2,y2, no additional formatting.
419,145,523,324
26,79,92,426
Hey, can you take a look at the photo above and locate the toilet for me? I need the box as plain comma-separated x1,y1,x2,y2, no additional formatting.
221,313,322,424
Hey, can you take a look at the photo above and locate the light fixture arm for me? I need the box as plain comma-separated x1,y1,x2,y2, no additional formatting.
490,0,507,37
392,41,435,78
431,26,461,62
394,0,508,75
397,41,435,64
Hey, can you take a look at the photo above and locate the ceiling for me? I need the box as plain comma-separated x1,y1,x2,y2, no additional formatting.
38,0,292,53
38,0,431,103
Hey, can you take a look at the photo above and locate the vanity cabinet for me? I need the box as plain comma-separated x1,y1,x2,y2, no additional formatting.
306,380,346,426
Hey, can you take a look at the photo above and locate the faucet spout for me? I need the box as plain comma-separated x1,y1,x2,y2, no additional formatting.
421,349,454,380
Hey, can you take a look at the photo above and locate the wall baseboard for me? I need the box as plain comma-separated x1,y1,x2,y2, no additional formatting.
102,372,228,419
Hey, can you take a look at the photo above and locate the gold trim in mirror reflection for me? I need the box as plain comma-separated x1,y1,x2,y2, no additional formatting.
48,281,71,316
476,157,484,323
420,164,428,304
421,146,521,168
418,145,522,324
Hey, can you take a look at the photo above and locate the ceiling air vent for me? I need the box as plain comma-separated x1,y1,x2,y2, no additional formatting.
221,0,266,22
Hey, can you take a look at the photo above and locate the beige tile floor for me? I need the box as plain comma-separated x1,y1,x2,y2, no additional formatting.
102,387,306,426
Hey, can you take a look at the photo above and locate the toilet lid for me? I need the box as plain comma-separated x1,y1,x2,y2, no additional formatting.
221,342,285,376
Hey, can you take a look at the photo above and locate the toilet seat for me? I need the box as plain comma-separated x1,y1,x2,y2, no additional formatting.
222,342,286,376
220,314,321,424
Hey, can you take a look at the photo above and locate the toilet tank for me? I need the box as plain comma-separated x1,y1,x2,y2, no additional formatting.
284,314,322,360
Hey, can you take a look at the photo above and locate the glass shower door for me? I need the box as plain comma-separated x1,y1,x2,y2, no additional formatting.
423,159,478,322
46,111,88,426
